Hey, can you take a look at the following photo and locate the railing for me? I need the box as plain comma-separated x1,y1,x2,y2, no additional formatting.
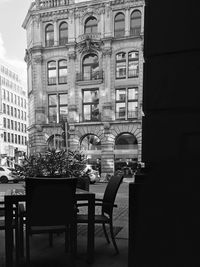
45,39,54,47
76,70,103,82
59,37,68,46
115,111,138,120
130,27,141,37
81,113,101,122
58,76,67,84
38,0,69,9
77,32,101,43
48,77,56,85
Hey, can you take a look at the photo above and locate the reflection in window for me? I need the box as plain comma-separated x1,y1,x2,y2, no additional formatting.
48,93,68,123
115,133,137,150
47,61,56,85
114,13,125,37
130,10,141,36
128,51,139,77
82,54,99,80
59,22,68,45
116,52,126,79
45,24,54,47
84,16,97,34
81,134,101,150
83,89,99,121
48,134,64,151
116,87,138,120
58,60,67,84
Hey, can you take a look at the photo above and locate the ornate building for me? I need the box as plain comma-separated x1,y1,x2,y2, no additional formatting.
23,0,144,177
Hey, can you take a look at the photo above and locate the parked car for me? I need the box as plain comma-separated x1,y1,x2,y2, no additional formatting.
83,164,100,184
0,166,21,183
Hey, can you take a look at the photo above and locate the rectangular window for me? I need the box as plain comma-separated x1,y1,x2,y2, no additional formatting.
18,135,20,144
4,132,7,142
14,108,17,117
11,133,14,143
48,93,68,123
18,122,20,131
22,136,24,145
8,133,10,142
82,89,99,121
14,95,17,104
7,119,10,129
115,87,138,120
7,105,10,115
11,93,13,103
18,109,20,119
15,134,17,144
21,110,23,120
3,117,6,128
11,106,13,116
15,121,17,131
3,103,6,113
7,91,10,101
116,53,126,79
21,123,23,132
18,96,20,106
11,120,14,130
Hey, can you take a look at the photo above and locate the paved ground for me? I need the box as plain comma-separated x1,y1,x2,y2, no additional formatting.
0,180,130,267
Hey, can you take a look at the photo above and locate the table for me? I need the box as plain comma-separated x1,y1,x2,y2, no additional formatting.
4,188,95,267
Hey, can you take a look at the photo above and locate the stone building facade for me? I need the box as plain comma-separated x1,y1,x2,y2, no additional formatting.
23,0,144,177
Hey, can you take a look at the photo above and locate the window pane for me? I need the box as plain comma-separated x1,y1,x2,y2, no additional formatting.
49,95,57,106
128,88,138,100
59,94,68,105
85,17,97,33
59,106,68,121
84,105,90,121
116,103,126,119
49,107,57,122
59,22,68,45
128,102,138,118
116,89,126,101
130,11,141,36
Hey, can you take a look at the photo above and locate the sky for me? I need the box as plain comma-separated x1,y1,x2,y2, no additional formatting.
0,0,33,83
0,0,91,84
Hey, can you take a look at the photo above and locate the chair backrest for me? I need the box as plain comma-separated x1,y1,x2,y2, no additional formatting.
102,172,124,216
25,177,77,227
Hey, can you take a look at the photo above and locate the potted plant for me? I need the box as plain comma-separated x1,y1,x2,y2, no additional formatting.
15,149,91,191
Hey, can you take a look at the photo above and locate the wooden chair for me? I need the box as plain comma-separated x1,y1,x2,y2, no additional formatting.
24,177,77,265
76,172,124,254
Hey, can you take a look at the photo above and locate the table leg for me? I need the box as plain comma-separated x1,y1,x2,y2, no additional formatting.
5,198,14,267
87,195,95,263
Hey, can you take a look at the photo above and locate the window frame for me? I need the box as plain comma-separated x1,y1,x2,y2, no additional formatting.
59,22,68,45
130,10,142,37
84,16,98,34
48,93,68,123
115,87,138,120
82,88,100,122
45,23,54,47
47,61,57,85
114,12,125,38
58,60,68,84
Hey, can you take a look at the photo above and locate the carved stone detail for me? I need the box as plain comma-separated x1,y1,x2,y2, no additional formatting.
33,55,43,64
102,47,112,56
76,36,103,54
68,51,76,60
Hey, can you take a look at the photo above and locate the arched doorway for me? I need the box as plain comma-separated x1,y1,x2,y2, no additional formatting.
114,133,138,176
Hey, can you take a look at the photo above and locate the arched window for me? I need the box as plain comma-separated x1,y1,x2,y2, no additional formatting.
81,134,101,150
115,133,137,150
130,10,141,36
114,13,125,37
47,61,56,85
59,22,68,45
116,52,126,79
84,16,98,34
58,60,67,84
45,24,54,47
82,54,99,80
128,51,139,78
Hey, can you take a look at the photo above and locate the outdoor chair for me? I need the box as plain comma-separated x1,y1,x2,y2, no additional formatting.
23,177,77,265
76,171,124,254
0,200,22,264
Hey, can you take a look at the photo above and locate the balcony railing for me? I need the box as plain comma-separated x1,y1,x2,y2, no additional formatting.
130,27,141,37
116,111,138,120
81,113,101,122
77,32,101,43
76,70,103,82
38,0,69,9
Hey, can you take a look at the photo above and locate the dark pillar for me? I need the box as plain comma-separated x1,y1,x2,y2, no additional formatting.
129,1,200,266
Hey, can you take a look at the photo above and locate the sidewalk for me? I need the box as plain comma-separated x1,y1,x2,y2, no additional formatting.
0,182,129,267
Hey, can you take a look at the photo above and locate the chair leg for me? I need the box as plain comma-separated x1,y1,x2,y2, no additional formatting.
109,220,119,254
25,230,30,265
102,223,110,243
49,233,53,247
